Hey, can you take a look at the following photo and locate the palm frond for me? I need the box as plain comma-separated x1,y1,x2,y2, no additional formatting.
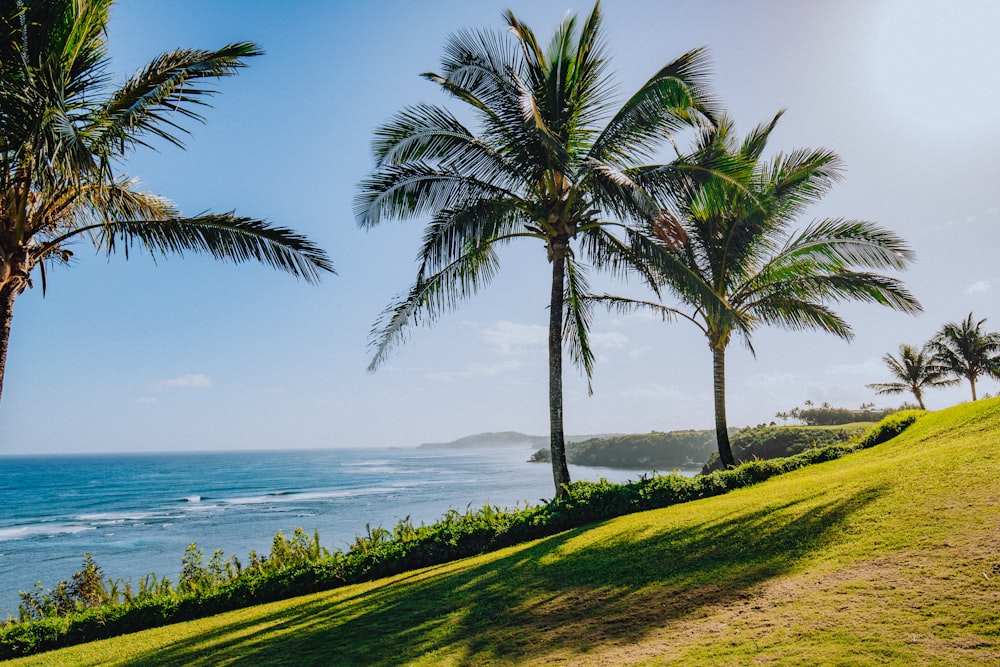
739,109,784,161
368,243,500,371
417,199,528,274
90,42,262,156
590,46,715,165
563,255,594,391
774,218,916,271
355,162,517,228
89,213,333,283
750,296,853,339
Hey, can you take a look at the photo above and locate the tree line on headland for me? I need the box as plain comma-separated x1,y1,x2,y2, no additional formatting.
3,0,989,502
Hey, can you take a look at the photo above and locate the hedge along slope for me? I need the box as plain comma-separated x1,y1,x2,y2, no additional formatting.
0,411,923,659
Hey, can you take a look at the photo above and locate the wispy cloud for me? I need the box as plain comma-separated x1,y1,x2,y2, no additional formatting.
747,372,798,388
427,360,523,382
474,320,628,355
627,345,654,360
823,358,883,377
157,373,211,389
590,331,629,350
478,321,546,354
620,383,689,400
966,280,991,294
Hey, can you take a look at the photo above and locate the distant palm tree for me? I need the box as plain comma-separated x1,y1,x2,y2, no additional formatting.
594,112,922,467
0,0,334,401
355,2,719,496
867,343,956,409
930,313,1000,401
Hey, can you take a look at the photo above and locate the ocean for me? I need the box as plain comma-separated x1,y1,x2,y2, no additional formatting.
0,447,690,617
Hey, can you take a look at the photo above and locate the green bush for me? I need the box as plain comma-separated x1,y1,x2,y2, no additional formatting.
0,411,923,659
701,423,873,473
531,430,719,469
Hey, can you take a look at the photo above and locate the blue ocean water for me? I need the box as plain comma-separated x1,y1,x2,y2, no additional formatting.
0,447,687,617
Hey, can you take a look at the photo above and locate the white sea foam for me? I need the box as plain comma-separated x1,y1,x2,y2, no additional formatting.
0,523,96,541
75,512,154,522
222,487,397,505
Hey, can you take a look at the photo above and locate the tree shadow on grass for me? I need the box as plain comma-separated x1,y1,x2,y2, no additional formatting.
117,484,886,666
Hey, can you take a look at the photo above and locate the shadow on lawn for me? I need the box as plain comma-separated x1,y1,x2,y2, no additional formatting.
119,484,885,666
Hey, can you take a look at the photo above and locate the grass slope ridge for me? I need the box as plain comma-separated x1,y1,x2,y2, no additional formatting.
12,401,1000,665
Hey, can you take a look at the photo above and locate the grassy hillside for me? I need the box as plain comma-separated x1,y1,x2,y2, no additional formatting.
12,400,1000,665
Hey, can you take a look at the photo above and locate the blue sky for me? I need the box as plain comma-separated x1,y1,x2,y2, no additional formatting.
1,0,999,454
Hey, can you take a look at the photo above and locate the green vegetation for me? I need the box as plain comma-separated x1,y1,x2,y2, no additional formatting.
777,402,904,426
0,412,920,659
0,0,334,401
530,430,717,469
867,343,956,409
355,1,718,496
9,401,1000,665
930,312,1000,401
700,423,869,473
592,111,921,469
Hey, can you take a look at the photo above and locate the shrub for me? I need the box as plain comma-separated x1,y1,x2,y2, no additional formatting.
702,423,870,473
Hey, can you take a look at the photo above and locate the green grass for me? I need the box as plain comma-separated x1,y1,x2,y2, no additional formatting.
11,401,1000,665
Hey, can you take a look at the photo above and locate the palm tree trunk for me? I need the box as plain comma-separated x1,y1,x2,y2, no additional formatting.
0,282,17,403
969,374,978,401
548,244,571,497
712,343,736,467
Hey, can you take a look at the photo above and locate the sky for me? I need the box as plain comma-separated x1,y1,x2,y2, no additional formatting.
1,0,999,454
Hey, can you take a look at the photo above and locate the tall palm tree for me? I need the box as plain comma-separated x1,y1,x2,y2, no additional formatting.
355,2,719,496
866,343,956,409
930,313,1000,401
0,0,334,401
595,112,922,467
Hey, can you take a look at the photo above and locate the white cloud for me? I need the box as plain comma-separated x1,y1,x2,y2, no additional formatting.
966,280,991,294
627,345,654,360
823,358,883,377
426,360,523,382
589,331,629,350
747,372,798,388
134,396,159,404
475,321,628,355
479,321,547,354
157,373,211,389
620,383,689,400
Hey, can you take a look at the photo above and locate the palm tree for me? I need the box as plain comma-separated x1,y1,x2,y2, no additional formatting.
594,112,922,467
866,343,956,409
930,313,1000,401
0,0,334,401
355,2,719,496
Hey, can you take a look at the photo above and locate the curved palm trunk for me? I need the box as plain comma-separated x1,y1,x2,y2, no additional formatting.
968,374,978,401
548,245,571,497
0,283,17,403
712,344,736,468
912,387,926,411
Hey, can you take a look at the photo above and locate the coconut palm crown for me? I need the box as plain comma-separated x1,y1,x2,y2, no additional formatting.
930,313,1000,401
867,343,956,409
594,111,922,467
355,1,720,496
0,0,334,401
